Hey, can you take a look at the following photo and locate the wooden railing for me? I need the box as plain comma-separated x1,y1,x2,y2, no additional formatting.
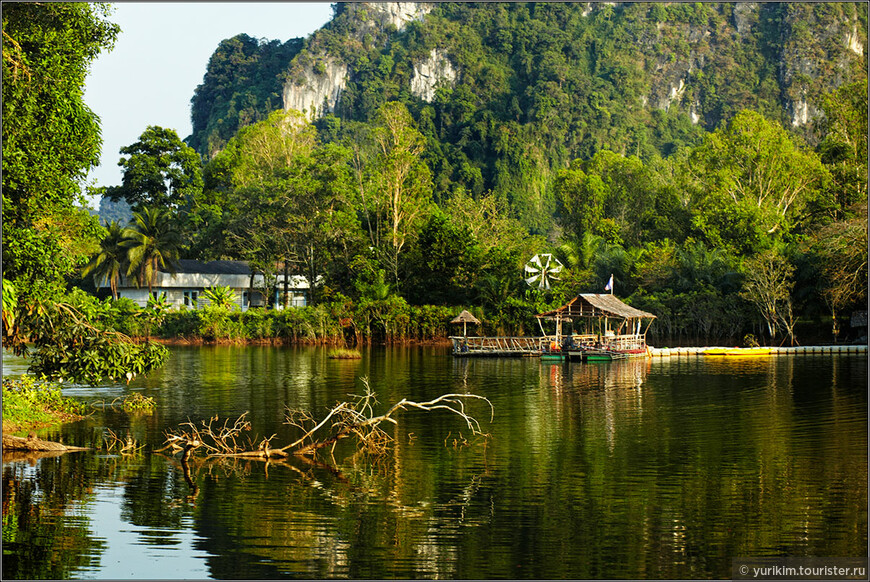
450,336,545,355
450,333,650,356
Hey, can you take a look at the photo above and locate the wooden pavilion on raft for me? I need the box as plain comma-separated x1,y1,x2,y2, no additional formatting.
450,294,656,360
535,294,657,360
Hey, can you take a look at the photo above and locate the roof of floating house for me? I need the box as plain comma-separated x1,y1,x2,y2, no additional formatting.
536,294,656,320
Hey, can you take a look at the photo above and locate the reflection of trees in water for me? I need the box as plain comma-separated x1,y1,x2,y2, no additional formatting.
2,454,107,579
2,413,179,579
162,441,492,579
539,356,868,576
540,359,650,451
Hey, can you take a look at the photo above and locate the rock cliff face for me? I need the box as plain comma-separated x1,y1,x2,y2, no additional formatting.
617,2,864,128
377,1,432,29
282,2,434,119
410,49,457,102
283,57,348,120
777,3,865,127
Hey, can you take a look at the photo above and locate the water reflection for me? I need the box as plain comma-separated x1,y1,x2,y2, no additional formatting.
2,348,866,579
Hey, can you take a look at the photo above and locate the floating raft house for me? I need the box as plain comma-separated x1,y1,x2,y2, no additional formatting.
535,294,657,360
450,294,656,359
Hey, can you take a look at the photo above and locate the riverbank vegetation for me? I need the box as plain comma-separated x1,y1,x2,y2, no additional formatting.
2,376,88,434
2,3,867,390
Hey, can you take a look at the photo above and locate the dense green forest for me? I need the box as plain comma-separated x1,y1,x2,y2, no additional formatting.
4,3,868,362
187,2,867,232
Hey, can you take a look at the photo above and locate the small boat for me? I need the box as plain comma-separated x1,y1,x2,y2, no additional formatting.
703,347,772,357
578,349,629,361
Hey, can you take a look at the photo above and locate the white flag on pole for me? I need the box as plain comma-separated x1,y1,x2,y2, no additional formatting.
604,274,613,293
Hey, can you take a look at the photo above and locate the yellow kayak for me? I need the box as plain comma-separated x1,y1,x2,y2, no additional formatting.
703,347,772,356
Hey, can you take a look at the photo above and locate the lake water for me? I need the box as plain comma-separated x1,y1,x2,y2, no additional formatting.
2,346,867,579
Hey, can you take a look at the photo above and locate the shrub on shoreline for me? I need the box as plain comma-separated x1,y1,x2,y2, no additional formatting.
2,376,88,434
127,298,466,344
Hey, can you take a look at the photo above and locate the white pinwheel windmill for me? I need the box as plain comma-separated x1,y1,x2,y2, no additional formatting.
524,253,563,290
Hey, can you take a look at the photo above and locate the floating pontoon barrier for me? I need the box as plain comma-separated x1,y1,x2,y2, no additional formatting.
648,344,867,357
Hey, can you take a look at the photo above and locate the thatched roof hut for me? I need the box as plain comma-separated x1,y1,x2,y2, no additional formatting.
536,294,656,321
451,310,481,337
536,294,656,349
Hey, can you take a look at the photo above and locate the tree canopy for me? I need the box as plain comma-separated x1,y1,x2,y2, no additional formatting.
103,125,204,213
2,2,119,294
2,3,168,384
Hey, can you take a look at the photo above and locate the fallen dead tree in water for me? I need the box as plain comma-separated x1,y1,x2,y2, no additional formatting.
159,378,493,460
2,432,89,452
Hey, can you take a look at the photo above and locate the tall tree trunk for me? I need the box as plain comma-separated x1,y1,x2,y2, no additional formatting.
283,260,289,310
307,245,317,306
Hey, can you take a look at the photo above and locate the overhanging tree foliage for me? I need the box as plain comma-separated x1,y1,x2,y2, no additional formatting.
2,2,119,294
2,4,168,384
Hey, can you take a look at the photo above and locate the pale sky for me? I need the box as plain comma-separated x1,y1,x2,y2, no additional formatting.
83,2,334,200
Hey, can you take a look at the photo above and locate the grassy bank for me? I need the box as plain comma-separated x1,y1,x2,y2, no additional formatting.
2,376,88,434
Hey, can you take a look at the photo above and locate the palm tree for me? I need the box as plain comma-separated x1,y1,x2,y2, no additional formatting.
82,220,127,300
122,207,182,294
554,232,604,292
202,285,239,310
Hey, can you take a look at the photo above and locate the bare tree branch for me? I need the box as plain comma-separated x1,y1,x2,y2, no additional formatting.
161,378,493,461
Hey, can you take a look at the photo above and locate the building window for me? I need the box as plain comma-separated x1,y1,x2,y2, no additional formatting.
183,290,198,308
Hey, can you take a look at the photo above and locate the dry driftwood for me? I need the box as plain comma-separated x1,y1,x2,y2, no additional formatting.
160,378,493,460
3,432,89,452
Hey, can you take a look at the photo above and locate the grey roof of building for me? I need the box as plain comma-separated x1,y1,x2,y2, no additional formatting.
166,260,252,275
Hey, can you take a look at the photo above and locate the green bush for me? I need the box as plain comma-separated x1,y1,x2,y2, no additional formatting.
160,310,200,338
110,297,142,335
2,376,87,430
197,305,246,341
241,309,275,339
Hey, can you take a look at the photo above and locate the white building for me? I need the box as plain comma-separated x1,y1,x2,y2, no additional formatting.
104,260,311,310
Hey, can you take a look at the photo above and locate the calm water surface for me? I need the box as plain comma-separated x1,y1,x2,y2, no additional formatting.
2,346,867,579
